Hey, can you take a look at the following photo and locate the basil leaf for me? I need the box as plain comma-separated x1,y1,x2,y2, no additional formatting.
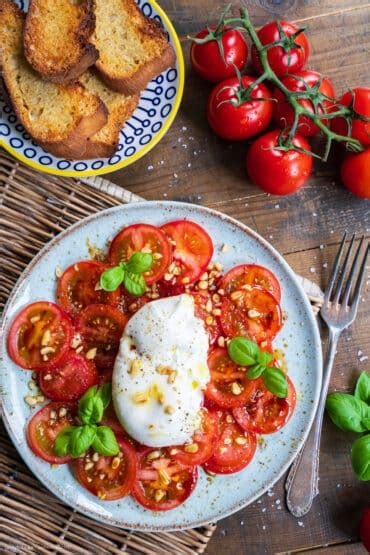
354,372,370,404
78,386,104,425
92,426,119,456
351,434,370,481
100,265,125,291
228,337,259,366
124,271,146,296
54,426,75,457
98,383,112,410
325,393,369,433
125,252,153,274
247,363,265,380
257,350,273,367
262,367,288,398
69,425,96,458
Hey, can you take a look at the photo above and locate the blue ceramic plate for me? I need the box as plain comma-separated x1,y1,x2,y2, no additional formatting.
0,202,322,531
0,1,184,177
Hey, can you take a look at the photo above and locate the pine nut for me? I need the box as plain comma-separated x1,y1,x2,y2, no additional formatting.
184,443,198,453
205,316,213,326
59,407,67,418
132,392,148,404
182,277,190,284
155,489,165,502
248,309,261,319
217,288,225,296
43,374,52,381
235,437,247,445
231,382,243,395
205,300,213,313
147,450,162,461
198,280,208,290
24,395,37,406
212,308,221,316
230,291,243,302
111,457,120,469
224,437,232,445
221,244,229,253
92,452,100,462
84,461,94,471
200,272,208,281
153,252,163,259
164,273,173,281
217,336,225,348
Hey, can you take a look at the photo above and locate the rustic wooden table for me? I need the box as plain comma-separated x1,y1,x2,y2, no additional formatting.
104,1,370,552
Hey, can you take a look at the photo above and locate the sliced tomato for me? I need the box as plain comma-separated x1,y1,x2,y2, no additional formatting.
161,220,214,285
156,280,186,298
27,402,76,464
233,376,296,434
220,286,282,342
132,447,198,511
57,260,120,316
220,264,281,301
192,291,222,345
172,410,219,466
75,304,128,371
75,436,137,500
108,224,172,285
7,301,72,371
38,352,98,402
120,292,150,314
203,410,256,474
205,347,255,409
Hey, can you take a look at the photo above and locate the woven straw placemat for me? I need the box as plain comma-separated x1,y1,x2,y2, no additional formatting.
0,150,216,555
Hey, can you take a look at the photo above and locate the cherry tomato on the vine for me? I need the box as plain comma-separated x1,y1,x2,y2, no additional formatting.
340,149,370,199
331,87,370,147
246,130,313,195
251,20,310,77
273,70,335,136
207,75,273,141
190,27,248,83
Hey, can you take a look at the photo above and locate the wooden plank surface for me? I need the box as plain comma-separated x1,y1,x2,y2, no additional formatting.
104,1,370,553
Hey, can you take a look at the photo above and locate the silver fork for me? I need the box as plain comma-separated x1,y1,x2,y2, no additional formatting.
285,232,369,517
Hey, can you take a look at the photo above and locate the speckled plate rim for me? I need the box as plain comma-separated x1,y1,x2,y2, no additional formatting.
0,0,185,178
0,201,322,531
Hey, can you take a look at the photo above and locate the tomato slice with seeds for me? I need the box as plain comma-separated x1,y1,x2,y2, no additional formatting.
27,402,76,464
233,376,296,434
203,410,256,474
7,301,72,371
57,260,120,316
132,447,198,511
108,224,172,285
192,291,222,345
205,347,254,409
75,304,128,371
75,436,137,500
220,286,282,342
220,264,281,301
38,352,98,402
161,220,214,285
172,410,219,466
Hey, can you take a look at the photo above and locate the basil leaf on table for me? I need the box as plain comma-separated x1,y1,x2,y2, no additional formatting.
354,371,370,404
54,426,76,457
100,265,125,291
325,393,369,433
78,386,104,425
228,337,259,366
125,252,153,274
68,425,96,458
262,367,288,398
92,426,119,456
124,271,146,296
351,434,370,481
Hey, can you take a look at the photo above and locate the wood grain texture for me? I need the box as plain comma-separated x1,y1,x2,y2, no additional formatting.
103,0,370,553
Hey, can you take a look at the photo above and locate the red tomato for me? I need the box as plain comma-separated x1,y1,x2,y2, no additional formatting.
172,410,219,466
203,410,256,474
38,352,98,402
27,402,76,464
233,376,296,434
156,280,186,298
75,436,137,500
273,71,335,136
57,260,120,317
132,447,198,511
220,286,282,342
205,347,256,409
340,149,370,199
7,301,72,371
161,220,214,285
108,224,172,285
207,76,273,141
360,507,370,552
191,291,222,345
190,26,247,83
331,87,370,146
75,304,128,371
251,20,310,77
246,130,313,195
220,264,281,301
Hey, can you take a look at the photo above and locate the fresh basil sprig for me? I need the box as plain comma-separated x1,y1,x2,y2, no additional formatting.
55,384,119,458
326,371,370,481
100,252,153,296
228,336,288,398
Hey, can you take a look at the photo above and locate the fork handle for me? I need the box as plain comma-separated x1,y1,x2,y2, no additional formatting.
285,328,340,517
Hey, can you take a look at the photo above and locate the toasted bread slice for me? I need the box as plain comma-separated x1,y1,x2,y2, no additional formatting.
79,70,139,158
92,0,176,94
24,0,98,84
0,0,108,160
